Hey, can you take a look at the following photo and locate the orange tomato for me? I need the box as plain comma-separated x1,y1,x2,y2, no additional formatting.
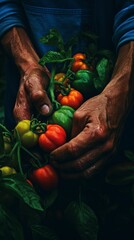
57,88,84,109
71,52,89,72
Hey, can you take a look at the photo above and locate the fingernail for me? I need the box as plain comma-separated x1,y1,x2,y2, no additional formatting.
40,104,50,115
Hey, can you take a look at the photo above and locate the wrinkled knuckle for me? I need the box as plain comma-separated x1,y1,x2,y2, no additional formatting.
75,159,85,171
105,140,114,152
31,90,46,102
83,165,96,179
95,126,108,140
73,110,81,120
67,142,78,158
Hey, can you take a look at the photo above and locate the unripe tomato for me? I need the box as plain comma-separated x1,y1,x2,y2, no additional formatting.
0,166,16,176
14,120,38,148
29,164,59,191
38,124,67,152
54,73,66,82
3,135,12,153
54,72,70,95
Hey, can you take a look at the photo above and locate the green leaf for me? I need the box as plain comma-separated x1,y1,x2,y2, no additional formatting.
40,28,64,51
94,57,111,92
124,150,134,162
0,128,4,155
0,174,44,211
64,201,99,240
39,51,73,65
31,224,60,240
0,204,25,240
131,184,134,204
105,162,134,185
43,188,58,210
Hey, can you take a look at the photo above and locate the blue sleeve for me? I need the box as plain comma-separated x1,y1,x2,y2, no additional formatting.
113,1,134,50
0,0,25,38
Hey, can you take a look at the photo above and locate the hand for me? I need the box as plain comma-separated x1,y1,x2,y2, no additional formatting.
13,65,53,122
0,27,53,122
50,90,128,180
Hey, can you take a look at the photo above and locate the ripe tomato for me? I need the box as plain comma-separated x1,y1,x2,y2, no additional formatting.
14,120,38,148
29,164,59,191
71,52,89,72
57,88,84,109
71,60,89,72
73,53,86,61
38,124,66,152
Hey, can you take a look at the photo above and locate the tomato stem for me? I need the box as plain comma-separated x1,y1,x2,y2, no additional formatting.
21,146,41,168
47,64,61,110
17,142,25,176
30,118,47,134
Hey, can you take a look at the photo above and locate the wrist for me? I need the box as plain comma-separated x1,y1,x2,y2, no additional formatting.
104,42,134,92
103,41,134,110
1,27,40,73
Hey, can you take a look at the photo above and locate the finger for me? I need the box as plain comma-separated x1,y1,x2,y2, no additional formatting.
60,153,114,180
51,141,110,173
25,70,53,116
71,106,87,138
13,84,31,122
50,125,106,163
31,89,53,116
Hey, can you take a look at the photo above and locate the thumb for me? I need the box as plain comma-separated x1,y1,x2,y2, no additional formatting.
31,89,53,116
24,67,53,116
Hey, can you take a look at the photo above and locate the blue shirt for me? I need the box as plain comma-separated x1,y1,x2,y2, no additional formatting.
0,0,134,132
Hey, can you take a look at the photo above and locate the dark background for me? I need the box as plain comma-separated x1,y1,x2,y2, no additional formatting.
0,49,5,124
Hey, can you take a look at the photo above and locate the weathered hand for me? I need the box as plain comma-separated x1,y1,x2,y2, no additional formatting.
50,90,128,180
50,42,134,180
13,65,52,122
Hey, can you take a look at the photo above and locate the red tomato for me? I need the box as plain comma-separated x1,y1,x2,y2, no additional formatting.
38,124,67,152
29,164,59,191
57,88,84,109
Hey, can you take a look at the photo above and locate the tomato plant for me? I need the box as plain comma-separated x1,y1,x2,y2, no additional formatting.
57,88,84,109
14,120,38,148
38,124,66,152
29,164,59,191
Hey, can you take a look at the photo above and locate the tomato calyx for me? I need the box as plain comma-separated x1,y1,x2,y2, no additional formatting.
30,118,47,134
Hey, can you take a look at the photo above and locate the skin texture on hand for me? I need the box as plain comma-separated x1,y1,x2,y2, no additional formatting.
50,42,134,180
13,66,52,122
1,27,52,122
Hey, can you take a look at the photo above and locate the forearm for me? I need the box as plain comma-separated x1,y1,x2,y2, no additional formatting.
103,41,134,113
1,27,40,74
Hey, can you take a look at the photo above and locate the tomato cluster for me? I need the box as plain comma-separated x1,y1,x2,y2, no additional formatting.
0,50,112,194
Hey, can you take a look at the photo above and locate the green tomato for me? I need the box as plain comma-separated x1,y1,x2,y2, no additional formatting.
14,120,38,148
0,166,16,176
72,69,96,97
3,136,12,153
49,106,75,136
